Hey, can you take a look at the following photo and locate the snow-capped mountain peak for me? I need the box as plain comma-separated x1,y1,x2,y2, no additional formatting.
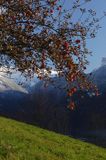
0,75,28,93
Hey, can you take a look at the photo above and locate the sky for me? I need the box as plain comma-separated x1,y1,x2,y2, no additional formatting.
1,0,106,74
64,0,106,73
85,0,106,72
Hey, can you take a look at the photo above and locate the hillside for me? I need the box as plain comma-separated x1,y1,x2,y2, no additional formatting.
0,116,106,160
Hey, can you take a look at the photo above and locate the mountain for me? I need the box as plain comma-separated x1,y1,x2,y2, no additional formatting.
91,65,106,91
0,65,106,147
27,65,106,146
28,77,72,134
68,65,106,144
0,75,33,123
0,75,27,93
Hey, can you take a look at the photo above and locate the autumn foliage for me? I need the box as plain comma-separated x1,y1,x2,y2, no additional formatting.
0,0,105,109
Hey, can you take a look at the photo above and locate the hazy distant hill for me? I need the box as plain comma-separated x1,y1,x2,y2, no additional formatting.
91,65,106,91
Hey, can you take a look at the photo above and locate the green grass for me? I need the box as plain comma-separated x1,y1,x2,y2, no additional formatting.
0,116,106,160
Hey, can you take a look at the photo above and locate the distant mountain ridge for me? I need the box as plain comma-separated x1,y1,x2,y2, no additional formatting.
0,65,106,147
0,75,27,93
92,65,106,80
91,65,106,91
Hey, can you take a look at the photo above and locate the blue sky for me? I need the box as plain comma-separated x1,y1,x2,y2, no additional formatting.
64,0,106,72
85,0,106,72
1,0,106,74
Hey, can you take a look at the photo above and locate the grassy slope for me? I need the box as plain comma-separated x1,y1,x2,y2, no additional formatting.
0,117,106,160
